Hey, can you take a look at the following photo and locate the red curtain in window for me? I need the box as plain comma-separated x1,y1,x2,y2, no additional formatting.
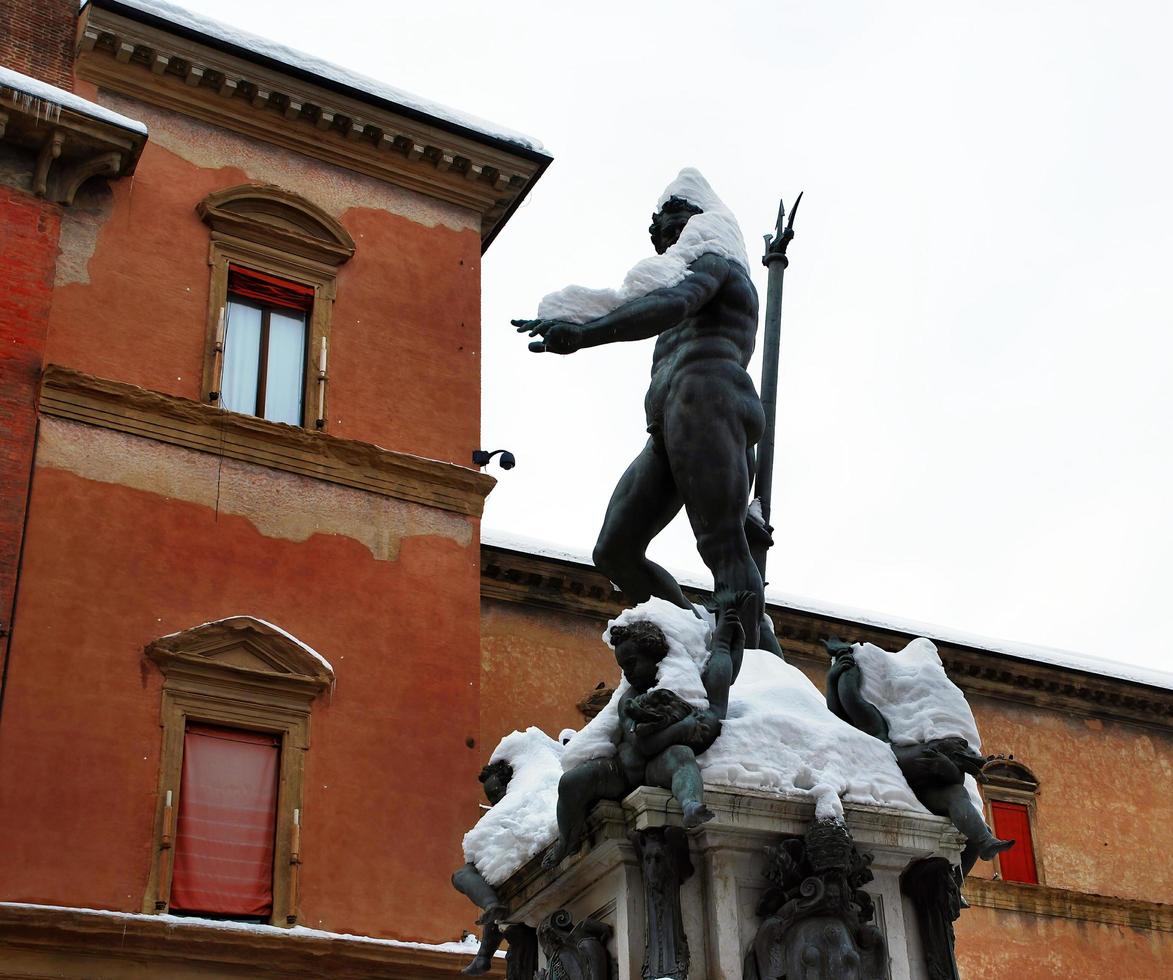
170,724,280,916
990,800,1038,884
228,265,314,312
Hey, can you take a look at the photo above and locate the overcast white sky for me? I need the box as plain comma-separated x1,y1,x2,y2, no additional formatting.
177,0,1172,677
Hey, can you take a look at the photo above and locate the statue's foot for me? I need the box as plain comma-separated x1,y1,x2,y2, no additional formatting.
541,841,568,870
462,955,492,976
681,800,714,829
476,903,507,926
980,836,1015,861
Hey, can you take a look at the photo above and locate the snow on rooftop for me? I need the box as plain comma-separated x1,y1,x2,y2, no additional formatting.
0,903,483,953
0,64,147,135
99,0,545,154
480,528,1173,692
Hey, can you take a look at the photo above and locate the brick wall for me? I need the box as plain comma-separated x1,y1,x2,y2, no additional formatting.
0,186,60,643
0,0,78,92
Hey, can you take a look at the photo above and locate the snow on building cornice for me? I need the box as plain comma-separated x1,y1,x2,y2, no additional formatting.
0,64,147,134
83,0,545,155
480,528,1173,694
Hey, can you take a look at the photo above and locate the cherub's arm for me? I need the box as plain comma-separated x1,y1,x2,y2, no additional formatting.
632,714,704,758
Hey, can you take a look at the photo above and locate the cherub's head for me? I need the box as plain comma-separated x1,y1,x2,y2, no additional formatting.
649,195,703,254
609,620,669,692
478,759,513,806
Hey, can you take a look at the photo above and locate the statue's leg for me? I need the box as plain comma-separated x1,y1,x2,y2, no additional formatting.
837,671,890,741
462,920,504,976
646,746,714,828
664,387,763,645
921,785,1013,875
452,863,500,911
593,438,689,608
543,760,628,868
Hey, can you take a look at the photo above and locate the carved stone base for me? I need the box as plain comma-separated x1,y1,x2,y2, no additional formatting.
496,786,964,980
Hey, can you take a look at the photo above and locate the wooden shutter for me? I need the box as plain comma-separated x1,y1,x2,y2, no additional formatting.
990,800,1038,884
170,724,280,916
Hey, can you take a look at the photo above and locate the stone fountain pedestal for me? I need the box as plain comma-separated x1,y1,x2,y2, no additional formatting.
497,786,963,980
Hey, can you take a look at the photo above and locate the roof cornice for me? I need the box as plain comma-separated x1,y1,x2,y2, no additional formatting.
76,2,551,251
480,543,1173,731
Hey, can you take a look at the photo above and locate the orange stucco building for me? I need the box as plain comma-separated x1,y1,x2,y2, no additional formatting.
2,3,1171,979
0,0,548,975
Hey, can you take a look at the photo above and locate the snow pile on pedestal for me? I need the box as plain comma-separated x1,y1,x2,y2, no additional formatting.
461,727,564,886
536,168,751,324
560,598,711,771
700,650,923,821
563,601,923,820
853,637,984,809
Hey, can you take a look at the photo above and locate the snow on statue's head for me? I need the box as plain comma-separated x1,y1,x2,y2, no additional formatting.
535,167,750,323
651,167,751,274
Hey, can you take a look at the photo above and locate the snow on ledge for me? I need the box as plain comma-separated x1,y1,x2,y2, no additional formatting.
0,903,485,954
97,0,545,154
0,65,148,135
480,528,1173,692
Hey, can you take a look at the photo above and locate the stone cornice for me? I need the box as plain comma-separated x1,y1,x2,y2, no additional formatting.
39,366,496,518
0,79,146,205
76,2,550,251
965,879,1173,932
0,903,502,979
480,543,1173,730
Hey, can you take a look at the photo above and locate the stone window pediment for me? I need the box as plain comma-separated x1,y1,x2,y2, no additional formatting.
146,616,333,699
196,184,355,267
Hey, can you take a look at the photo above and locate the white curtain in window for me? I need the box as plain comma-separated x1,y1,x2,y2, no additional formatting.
264,310,306,425
221,301,262,415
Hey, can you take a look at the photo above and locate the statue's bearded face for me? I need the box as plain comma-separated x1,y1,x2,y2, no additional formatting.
649,197,703,254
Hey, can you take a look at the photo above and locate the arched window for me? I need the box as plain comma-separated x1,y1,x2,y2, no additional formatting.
142,617,334,925
197,184,355,429
981,755,1042,885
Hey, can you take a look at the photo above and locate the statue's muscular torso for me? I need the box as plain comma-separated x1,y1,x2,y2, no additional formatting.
644,253,764,444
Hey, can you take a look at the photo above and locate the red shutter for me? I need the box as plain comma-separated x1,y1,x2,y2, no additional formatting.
990,800,1038,884
170,724,280,917
228,265,314,312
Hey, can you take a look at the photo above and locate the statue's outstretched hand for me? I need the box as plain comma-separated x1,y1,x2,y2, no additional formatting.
512,318,581,354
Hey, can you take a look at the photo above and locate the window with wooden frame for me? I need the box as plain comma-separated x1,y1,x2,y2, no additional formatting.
981,755,1043,885
143,617,334,926
197,184,355,430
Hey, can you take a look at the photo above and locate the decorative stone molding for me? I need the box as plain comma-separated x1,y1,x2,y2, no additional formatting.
76,0,550,250
197,183,356,266
142,616,332,925
480,544,1173,730
0,903,504,979
146,616,335,700
0,78,146,205
39,365,496,518
965,879,1173,933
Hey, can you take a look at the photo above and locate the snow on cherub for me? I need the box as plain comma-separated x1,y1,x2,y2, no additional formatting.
562,599,922,824
852,638,985,811
535,168,751,324
461,727,563,886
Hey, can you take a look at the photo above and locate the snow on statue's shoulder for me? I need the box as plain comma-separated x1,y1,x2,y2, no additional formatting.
461,727,564,886
853,638,981,750
536,168,750,324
